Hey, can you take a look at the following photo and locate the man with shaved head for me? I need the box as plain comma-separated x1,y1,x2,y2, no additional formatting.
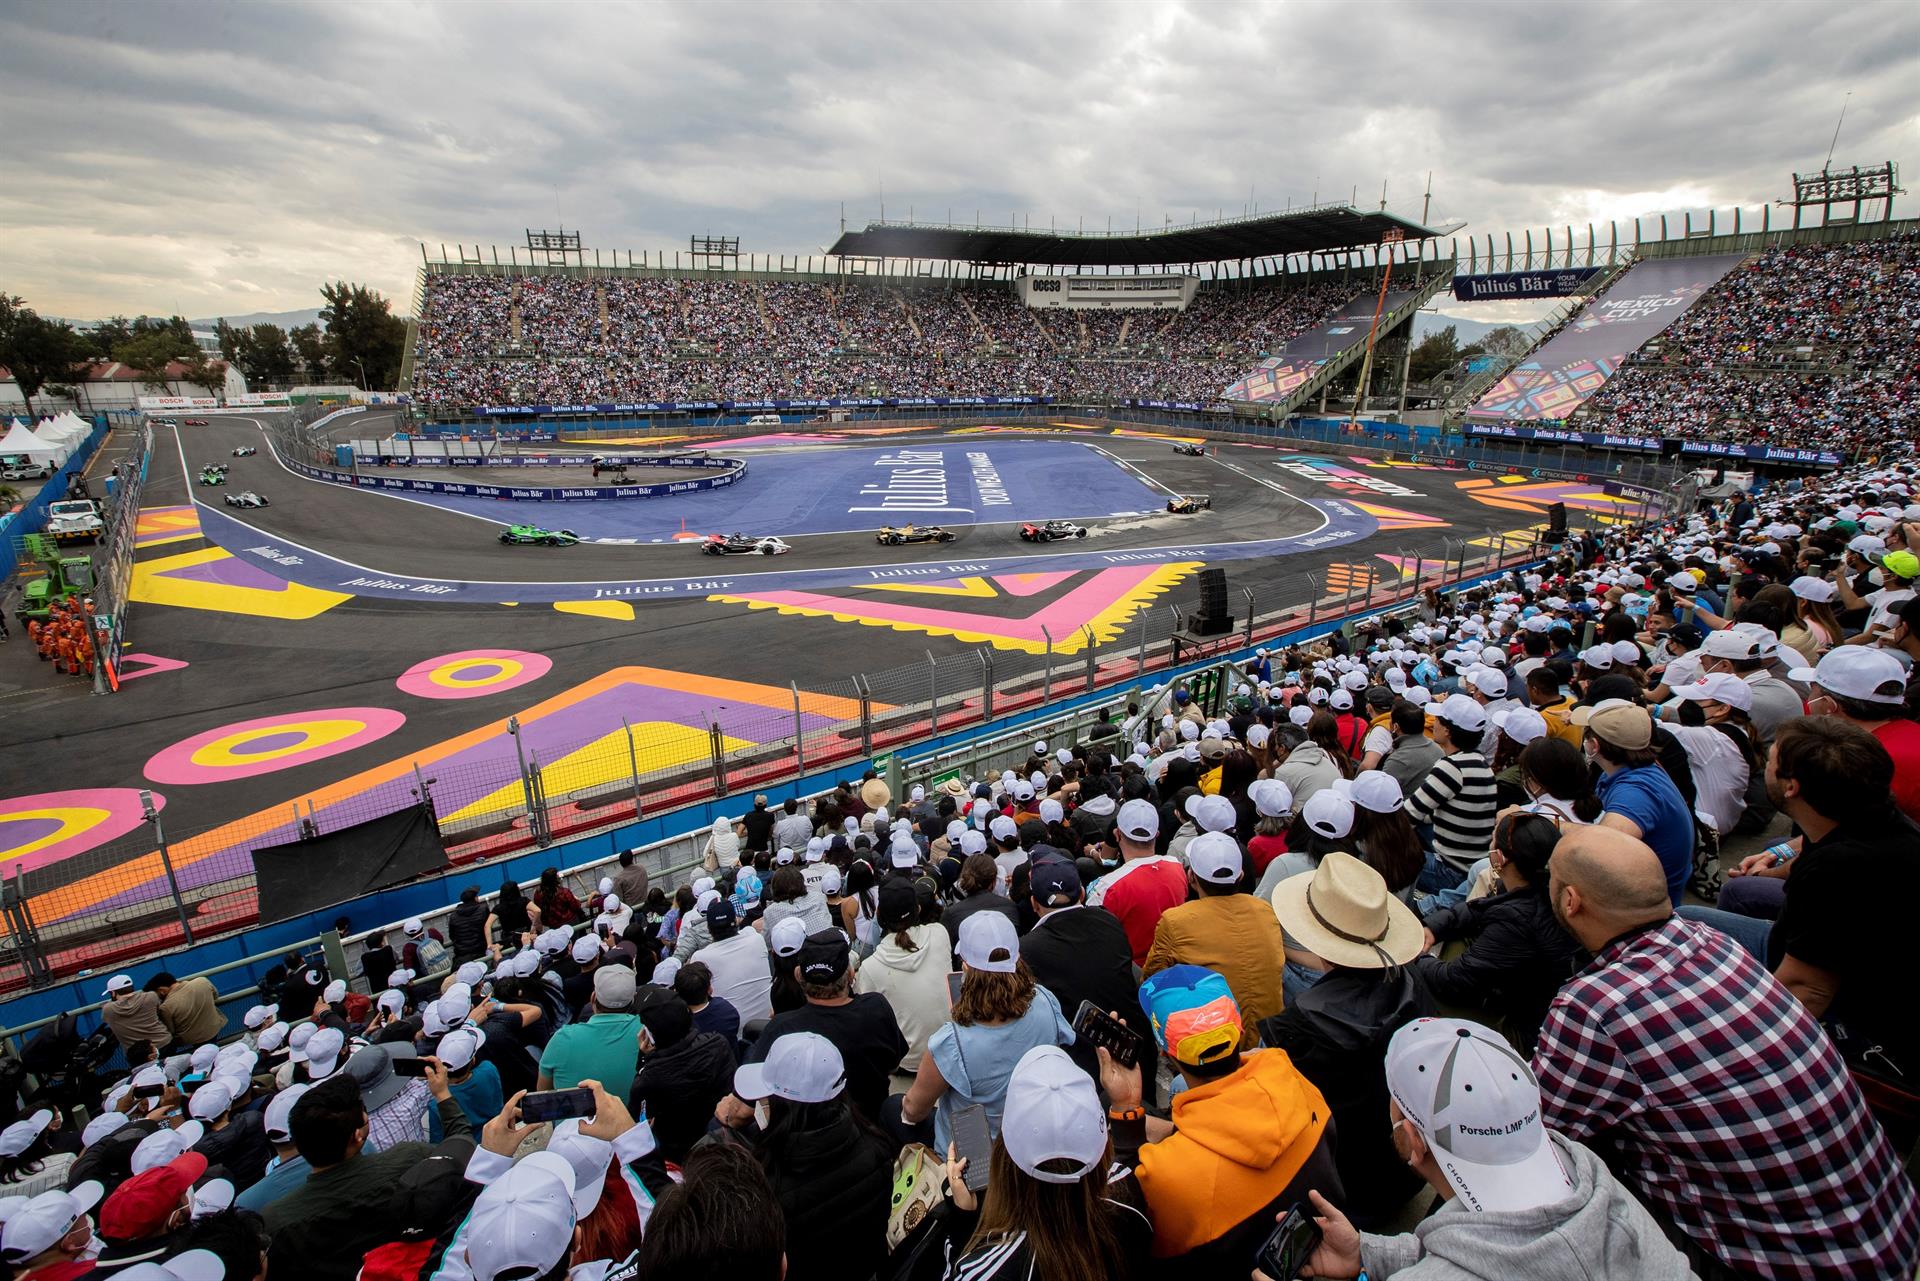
1534,825,1920,1281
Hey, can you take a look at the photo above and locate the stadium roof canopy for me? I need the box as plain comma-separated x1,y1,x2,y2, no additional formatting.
826,203,1439,267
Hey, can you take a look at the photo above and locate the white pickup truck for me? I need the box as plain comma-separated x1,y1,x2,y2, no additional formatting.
46,499,104,544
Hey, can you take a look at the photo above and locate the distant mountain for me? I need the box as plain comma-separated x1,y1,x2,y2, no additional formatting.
187,308,325,331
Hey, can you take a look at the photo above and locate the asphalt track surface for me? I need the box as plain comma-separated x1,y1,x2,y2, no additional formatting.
0,412,1536,851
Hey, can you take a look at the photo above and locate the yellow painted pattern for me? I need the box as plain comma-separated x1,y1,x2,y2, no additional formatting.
868,577,1001,598
554,600,637,621
441,721,751,824
129,547,351,619
706,562,1201,655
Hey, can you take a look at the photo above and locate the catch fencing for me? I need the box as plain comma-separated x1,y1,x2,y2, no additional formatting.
0,483,1667,994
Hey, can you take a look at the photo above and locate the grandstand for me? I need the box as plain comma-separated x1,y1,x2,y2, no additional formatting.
406,204,1456,415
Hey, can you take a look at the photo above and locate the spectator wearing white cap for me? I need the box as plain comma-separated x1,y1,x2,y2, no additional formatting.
1696,625,1803,743
396,916,451,978
688,897,773,1026
1142,831,1287,1038
942,1044,1154,1281
186,1072,272,1190
1086,798,1188,967
101,974,169,1062
1275,1016,1692,1281
0,1109,72,1199
1404,697,1500,893
1657,672,1761,837
1272,713,1345,810
0,1183,103,1276
897,912,1074,1153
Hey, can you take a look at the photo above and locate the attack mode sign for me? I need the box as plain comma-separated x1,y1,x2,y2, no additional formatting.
1275,456,1423,499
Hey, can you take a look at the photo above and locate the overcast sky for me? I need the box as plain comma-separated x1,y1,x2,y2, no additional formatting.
1,0,1914,322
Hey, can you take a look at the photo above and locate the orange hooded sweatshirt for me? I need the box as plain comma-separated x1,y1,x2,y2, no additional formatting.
1133,1048,1340,1264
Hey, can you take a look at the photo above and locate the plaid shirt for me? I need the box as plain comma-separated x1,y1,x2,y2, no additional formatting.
1535,916,1920,1280
363,1079,432,1154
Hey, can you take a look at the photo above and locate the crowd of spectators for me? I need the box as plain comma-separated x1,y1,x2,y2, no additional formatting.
1580,233,1919,454
7,457,1920,1279
407,272,1360,408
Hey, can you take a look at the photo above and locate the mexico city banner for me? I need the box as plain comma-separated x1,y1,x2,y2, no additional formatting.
1468,254,1744,422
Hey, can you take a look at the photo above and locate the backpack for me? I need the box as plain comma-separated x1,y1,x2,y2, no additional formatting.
413,933,450,975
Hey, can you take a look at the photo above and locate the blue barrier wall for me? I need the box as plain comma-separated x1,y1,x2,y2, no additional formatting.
0,558,1539,1030
283,454,747,502
0,415,111,581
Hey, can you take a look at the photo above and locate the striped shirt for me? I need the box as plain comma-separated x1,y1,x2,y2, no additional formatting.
1404,750,1498,869
1536,917,1920,1279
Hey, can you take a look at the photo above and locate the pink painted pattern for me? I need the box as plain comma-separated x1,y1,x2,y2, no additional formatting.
0,788,162,873
145,707,407,785
395,649,552,700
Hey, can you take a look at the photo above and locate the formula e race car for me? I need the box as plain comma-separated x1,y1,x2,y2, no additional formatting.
198,467,227,487
499,524,581,547
223,491,271,508
184,418,209,426
876,524,957,545
702,533,791,556
1019,520,1087,542
1173,441,1206,456
232,446,257,457
1166,495,1212,514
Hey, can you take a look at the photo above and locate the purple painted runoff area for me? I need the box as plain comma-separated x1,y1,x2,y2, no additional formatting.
1220,291,1419,403
1469,254,1745,421
194,490,1379,603
334,440,1164,540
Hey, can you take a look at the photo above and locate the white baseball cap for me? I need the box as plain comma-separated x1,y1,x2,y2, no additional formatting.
1490,705,1549,746
1038,798,1065,824
241,1004,277,1030
1248,778,1293,819
286,1023,315,1062
774,846,795,865
956,911,1020,974
1788,575,1838,602
1116,799,1159,841
769,916,808,959
462,1151,579,1281
1789,646,1908,706
1577,644,1613,670
437,1027,483,1074
545,1120,616,1215
1001,1045,1109,1184
81,1112,129,1149
1430,697,1487,734
1334,771,1404,814
304,1026,345,1079
263,1083,310,1144
130,1121,204,1175
1,1183,104,1263
957,829,988,857
1465,667,1507,698
1402,686,1432,707
1700,628,1772,661
455,960,488,987
1302,790,1356,840
1182,792,1237,834
104,975,134,996
256,1023,291,1054
0,1111,51,1161
1329,688,1355,711
1387,1018,1573,1213
322,979,348,1005
1185,831,1244,884
889,838,920,869
733,1031,848,1104
1669,672,1754,713
402,917,425,937
186,1080,234,1122
570,934,602,965
189,1177,234,1220
989,815,1018,841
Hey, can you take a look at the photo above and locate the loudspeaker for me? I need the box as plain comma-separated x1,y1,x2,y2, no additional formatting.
1198,567,1228,615
1547,502,1567,536
1190,612,1235,637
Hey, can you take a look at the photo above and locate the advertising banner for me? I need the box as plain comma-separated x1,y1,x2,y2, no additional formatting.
469,394,1052,417
227,393,293,407
1221,291,1418,404
1468,254,1744,421
1452,267,1601,301
137,396,219,410
286,456,747,501
1463,422,1839,467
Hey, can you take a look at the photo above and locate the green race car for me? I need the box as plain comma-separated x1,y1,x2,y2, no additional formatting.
498,524,582,547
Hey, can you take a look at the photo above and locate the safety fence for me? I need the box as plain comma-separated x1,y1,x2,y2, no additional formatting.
0,415,111,584
0,491,1653,994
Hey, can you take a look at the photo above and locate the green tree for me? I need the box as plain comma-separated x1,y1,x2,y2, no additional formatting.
0,294,91,414
227,323,295,385
289,322,329,379
1407,325,1463,384
179,349,226,399
115,329,189,390
1478,325,1529,358
319,281,406,389
86,315,133,359
215,318,241,364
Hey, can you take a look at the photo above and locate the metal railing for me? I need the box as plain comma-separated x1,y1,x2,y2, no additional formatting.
0,497,1647,995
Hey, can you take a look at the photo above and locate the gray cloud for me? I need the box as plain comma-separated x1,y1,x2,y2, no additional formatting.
1,0,1913,319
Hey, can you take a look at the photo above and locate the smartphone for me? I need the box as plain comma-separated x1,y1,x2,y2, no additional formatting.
1256,1203,1322,1280
133,1082,166,1100
518,1088,596,1124
180,1074,207,1094
947,971,964,1005
950,1103,992,1194
391,1056,432,1078
1071,1000,1141,1069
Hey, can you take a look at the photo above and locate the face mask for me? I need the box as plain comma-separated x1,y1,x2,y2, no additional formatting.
753,1099,772,1130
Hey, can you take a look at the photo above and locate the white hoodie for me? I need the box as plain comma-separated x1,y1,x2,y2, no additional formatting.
852,923,952,1073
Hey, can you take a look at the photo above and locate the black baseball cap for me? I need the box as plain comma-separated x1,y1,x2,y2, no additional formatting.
1030,860,1083,905
796,930,850,985
702,897,738,938
877,881,918,933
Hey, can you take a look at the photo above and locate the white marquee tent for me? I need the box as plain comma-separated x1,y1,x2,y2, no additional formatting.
0,419,68,464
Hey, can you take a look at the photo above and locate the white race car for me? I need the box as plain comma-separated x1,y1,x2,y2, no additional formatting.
224,491,271,508
702,533,791,556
